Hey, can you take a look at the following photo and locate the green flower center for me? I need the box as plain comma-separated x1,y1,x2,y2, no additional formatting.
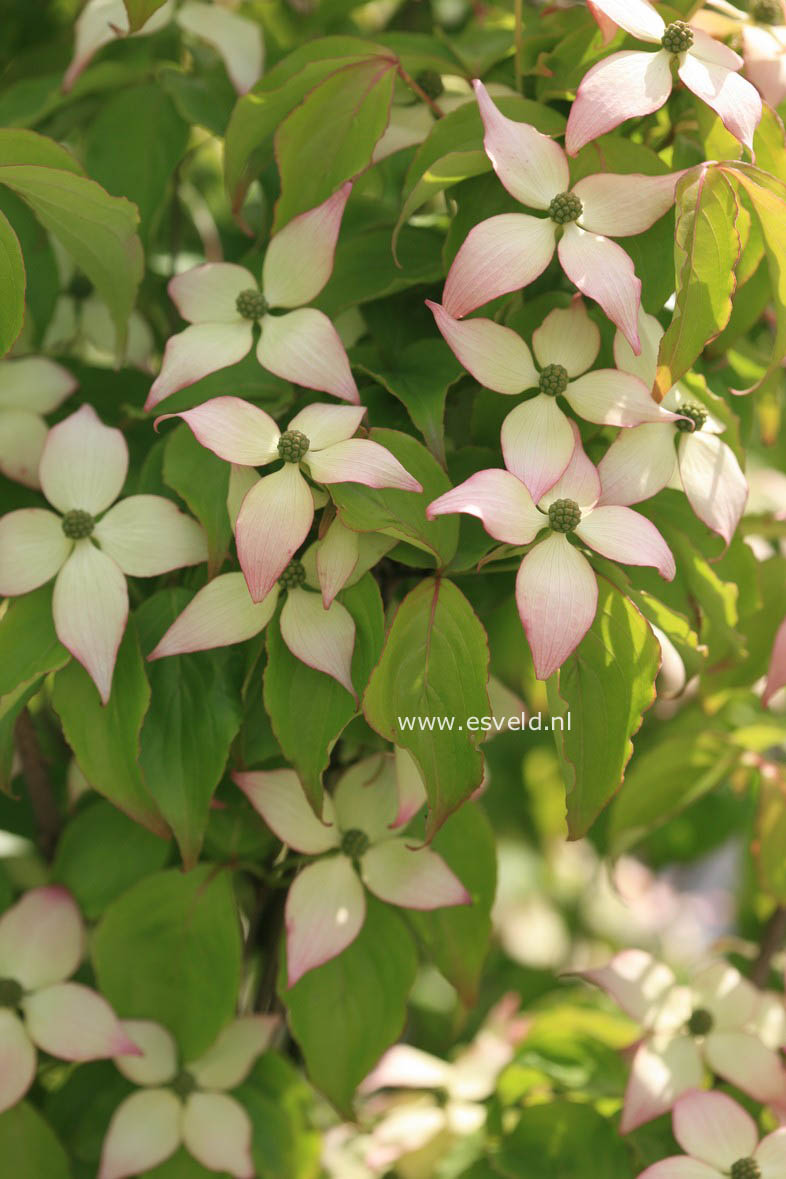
675,403,707,433
661,20,694,53
687,1007,714,1036
277,430,310,463
0,978,23,1008
415,69,444,100
278,560,306,590
61,509,95,539
752,0,781,24
549,191,583,224
730,1159,761,1179
171,1070,198,1099
340,828,370,859
235,288,268,321
539,363,570,397
548,498,581,533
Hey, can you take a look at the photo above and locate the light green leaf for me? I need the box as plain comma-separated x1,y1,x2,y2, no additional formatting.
494,1101,633,1179
0,1104,70,1179
654,165,740,399
0,585,68,706
551,579,660,839
51,622,167,837
93,865,242,1059
0,208,24,357
758,774,786,904
363,577,490,837
0,128,84,174
281,897,417,1115
123,0,169,31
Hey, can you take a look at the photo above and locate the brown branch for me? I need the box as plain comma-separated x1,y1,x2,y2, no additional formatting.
397,65,444,119
752,906,786,987
14,708,60,861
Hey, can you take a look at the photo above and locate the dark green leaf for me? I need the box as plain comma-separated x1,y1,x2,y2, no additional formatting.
163,424,231,576
0,585,68,702
494,1101,633,1179
0,208,25,356
0,1103,70,1179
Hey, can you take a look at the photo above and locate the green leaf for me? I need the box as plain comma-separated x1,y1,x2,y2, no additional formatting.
123,0,169,31
494,1101,633,1179
609,733,739,854
758,773,786,904
281,897,417,1115
316,225,444,316
0,586,68,705
358,340,463,464
52,800,170,919
263,575,384,812
273,56,397,231
224,38,389,215
0,128,84,174
0,208,24,356
405,802,495,1004
363,577,490,837
0,1103,70,1179
654,166,740,399
93,865,242,1059
163,424,231,576
330,428,458,565
51,623,167,837
551,579,660,839
136,590,242,868
0,163,143,352
85,83,189,240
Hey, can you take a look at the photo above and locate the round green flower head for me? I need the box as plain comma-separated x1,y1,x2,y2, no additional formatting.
278,560,306,590
687,1007,714,1036
752,0,782,24
539,363,570,397
415,69,444,100
0,978,23,1008
277,429,310,463
61,509,95,539
661,20,694,53
171,1070,198,1099
548,498,581,533
235,288,268,321
341,828,370,859
730,1160,762,1179
676,403,707,433
549,191,583,224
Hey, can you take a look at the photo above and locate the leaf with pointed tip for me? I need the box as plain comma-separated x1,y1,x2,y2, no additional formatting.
0,209,24,357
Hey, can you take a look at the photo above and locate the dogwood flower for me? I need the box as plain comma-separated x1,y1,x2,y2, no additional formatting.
597,310,748,544
764,616,786,705
639,1089,786,1179
149,555,359,699
582,950,786,1131
427,427,675,679
145,185,358,409
99,1016,276,1179
0,886,139,1115
428,297,682,501
441,81,684,352
566,0,762,155
0,405,207,702
234,755,471,986
0,357,76,488
64,0,263,95
157,399,421,602
696,0,786,108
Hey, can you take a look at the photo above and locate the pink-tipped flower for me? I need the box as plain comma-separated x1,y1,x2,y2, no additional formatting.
157,399,421,602
763,616,786,706
149,554,358,700
234,755,471,987
0,357,76,489
427,427,674,680
597,310,748,545
99,1015,276,1179
145,185,357,409
638,1089,786,1179
697,0,786,108
442,81,684,352
565,0,762,156
64,0,263,95
0,886,140,1115
429,297,681,501
0,405,207,703
581,950,786,1131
